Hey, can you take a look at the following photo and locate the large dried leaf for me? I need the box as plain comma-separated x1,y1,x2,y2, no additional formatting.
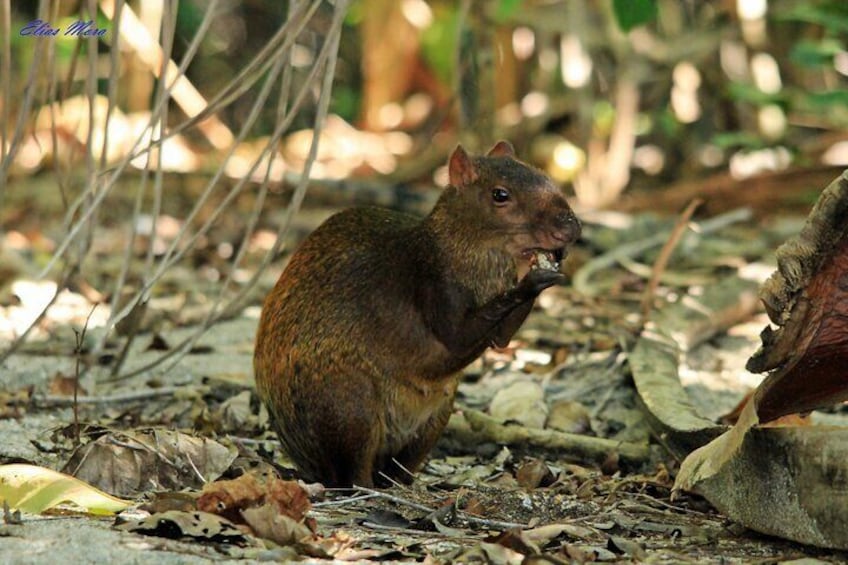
674,171,848,550
674,401,848,550
63,429,237,497
747,169,848,421
0,464,131,515
117,510,250,545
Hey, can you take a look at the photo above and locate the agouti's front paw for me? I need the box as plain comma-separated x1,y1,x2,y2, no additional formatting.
517,268,566,298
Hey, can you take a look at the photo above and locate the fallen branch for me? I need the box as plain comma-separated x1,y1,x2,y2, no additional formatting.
456,408,650,467
32,385,196,407
573,207,752,296
640,199,702,324
353,486,528,531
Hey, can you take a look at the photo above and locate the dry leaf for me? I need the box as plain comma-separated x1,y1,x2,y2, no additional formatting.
197,472,311,525
63,429,236,497
118,509,249,545
241,504,318,549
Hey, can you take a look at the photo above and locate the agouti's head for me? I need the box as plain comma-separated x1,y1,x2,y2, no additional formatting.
446,140,581,265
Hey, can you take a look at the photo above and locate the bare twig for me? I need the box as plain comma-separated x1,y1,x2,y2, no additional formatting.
572,207,752,296
72,304,98,444
639,198,702,324
460,408,650,466
0,0,10,163
0,0,49,194
353,485,529,531
101,2,329,340
111,0,350,379
1,0,352,381
100,0,234,149
352,486,436,514
33,385,187,406
311,493,382,508
0,267,74,364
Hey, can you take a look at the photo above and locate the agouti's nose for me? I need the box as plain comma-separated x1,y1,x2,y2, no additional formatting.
552,212,581,244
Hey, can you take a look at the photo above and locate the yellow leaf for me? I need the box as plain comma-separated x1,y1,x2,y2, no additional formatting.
0,464,132,515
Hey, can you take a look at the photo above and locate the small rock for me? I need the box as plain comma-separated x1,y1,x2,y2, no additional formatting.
489,380,547,429
546,400,593,434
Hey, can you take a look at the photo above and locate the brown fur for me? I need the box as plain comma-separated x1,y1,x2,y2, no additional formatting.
254,142,580,487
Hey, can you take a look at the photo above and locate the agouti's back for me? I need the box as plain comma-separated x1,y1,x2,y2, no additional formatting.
254,141,580,487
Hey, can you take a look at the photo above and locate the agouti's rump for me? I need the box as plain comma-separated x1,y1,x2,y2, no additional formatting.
254,141,580,487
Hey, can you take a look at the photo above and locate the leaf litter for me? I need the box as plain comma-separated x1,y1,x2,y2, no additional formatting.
2,195,848,561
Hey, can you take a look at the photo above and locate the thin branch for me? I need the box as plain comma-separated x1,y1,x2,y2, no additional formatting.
639,198,702,324
112,0,350,379
33,385,186,406
0,0,49,190
572,207,752,296
0,0,10,164
0,267,74,363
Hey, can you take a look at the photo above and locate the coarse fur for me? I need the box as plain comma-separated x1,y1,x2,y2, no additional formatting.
254,141,580,487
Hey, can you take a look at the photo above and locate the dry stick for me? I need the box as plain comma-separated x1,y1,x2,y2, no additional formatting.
72,304,98,445
46,0,72,212
99,0,125,173
100,0,233,149
96,0,319,174
639,198,702,324
311,493,382,508
101,3,322,340
106,2,177,373
98,0,172,355
38,0,222,280
106,57,292,377
350,486,435,514
147,12,329,280
0,267,73,363
81,0,99,275
0,0,11,165
112,1,350,379
0,0,48,189
211,13,298,317
40,0,316,296
461,408,650,466
572,207,752,297
34,385,186,406
97,0,215,352
354,486,528,530
137,0,323,144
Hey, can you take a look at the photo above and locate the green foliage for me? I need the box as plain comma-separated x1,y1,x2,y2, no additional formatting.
804,90,848,107
421,4,459,85
711,132,767,151
726,83,786,107
345,0,366,25
175,1,208,41
777,1,848,34
612,0,657,32
790,39,843,68
592,100,616,136
658,109,682,138
331,86,361,122
494,0,524,22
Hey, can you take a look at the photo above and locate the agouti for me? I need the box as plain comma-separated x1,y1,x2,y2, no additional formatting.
254,141,580,487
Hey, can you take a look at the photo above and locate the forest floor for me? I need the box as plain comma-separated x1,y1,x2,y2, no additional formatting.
1,184,848,564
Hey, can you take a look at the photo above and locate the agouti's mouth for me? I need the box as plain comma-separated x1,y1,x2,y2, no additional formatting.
524,247,566,271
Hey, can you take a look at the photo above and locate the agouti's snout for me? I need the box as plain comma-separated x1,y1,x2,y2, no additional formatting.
552,211,581,245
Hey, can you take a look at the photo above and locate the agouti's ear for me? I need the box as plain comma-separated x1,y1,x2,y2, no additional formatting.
487,140,515,158
449,145,478,187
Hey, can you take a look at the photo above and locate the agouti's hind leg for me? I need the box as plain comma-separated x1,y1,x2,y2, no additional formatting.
380,401,455,484
286,371,384,488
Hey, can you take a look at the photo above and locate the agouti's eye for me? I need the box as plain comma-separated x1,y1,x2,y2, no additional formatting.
492,187,510,204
